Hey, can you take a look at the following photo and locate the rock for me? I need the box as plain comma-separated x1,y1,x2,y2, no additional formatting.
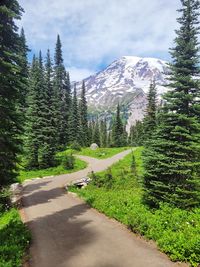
66,177,91,190
90,143,99,150
10,183,23,194
11,195,21,206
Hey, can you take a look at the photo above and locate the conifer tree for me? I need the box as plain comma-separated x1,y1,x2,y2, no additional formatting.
129,121,144,146
69,85,80,144
93,119,101,146
53,35,68,149
112,104,125,147
143,0,200,209
0,0,24,186
59,70,71,148
25,56,40,169
18,27,29,111
88,120,94,145
79,81,89,147
39,49,57,167
100,119,107,147
143,80,157,141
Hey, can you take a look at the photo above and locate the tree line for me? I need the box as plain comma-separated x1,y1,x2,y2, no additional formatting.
1,0,200,211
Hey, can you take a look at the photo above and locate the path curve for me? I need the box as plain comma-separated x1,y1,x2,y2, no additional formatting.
22,150,186,267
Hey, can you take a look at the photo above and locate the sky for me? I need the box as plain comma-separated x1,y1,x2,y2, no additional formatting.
17,0,181,81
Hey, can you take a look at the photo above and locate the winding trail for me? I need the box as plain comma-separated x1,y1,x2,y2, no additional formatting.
22,150,186,267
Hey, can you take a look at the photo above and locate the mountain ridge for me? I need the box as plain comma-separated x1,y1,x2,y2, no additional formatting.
76,56,169,130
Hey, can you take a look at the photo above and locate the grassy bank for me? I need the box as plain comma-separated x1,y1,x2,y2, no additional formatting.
77,147,129,159
18,150,87,183
0,209,31,267
71,148,200,266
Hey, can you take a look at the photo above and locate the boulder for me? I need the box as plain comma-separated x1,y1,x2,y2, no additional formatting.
90,143,99,150
10,183,23,207
10,183,23,195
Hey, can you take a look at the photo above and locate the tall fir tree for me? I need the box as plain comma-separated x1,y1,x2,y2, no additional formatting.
79,81,89,147
59,70,71,148
143,80,157,141
100,119,107,147
38,50,57,168
0,0,25,186
25,56,40,169
93,119,101,146
129,121,144,146
112,104,125,147
143,0,200,209
53,35,69,149
18,27,29,111
69,85,80,144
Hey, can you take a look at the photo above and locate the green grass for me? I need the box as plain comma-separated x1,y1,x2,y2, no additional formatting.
76,147,130,159
0,209,31,267
71,147,200,267
17,149,87,183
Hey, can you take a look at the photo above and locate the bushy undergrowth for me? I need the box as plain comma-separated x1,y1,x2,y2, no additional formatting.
72,147,200,266
0,209,31,267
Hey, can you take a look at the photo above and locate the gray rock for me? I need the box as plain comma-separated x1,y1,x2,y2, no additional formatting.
90,143,99,150
10,183,23,194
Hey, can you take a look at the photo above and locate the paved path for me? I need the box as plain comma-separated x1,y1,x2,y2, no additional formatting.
22,150,186,267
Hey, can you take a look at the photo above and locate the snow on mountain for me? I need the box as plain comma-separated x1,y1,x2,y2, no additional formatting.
76,56,169,131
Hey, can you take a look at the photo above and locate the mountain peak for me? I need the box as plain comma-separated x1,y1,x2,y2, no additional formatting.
76,55,169,129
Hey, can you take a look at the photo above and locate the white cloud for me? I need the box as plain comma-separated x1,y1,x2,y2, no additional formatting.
67,67,95,82
17,0,181,80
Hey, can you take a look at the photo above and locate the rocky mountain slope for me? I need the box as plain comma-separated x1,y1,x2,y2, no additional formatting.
76,56,169,131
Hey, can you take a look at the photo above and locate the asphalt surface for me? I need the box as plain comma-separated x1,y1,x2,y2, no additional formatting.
22,150,187,267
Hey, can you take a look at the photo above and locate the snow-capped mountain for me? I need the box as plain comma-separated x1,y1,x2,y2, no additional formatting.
77,56,169,131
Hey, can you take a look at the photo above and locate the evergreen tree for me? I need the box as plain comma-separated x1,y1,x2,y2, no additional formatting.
143,80,157,141
18,27,29,111
59,70,71,148
129,121,144,146
69,85,80,144
93,119,101,146
25,56,40,169
53,35,68,149
79,81,89,147
0,0,24,186
100,119,107,147
112,104,125,147
39,49,57,167
143,0,200,209
88,120,94,145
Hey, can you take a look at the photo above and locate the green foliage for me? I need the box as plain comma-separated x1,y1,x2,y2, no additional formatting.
69,141,82,151
100,119,108,147
69,85,81,144
112,104,126,147
143,0,200,209
143,81,157,141
17,150,87,182
79,81,89,147
0,0,25,187
131,152,137,176
0,188,11,212
72,148,200,266
129,121,144,146
77,147,129,159
0,209,31,267
62,154,75,170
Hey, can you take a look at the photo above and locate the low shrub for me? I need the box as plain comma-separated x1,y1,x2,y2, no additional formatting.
62,154,75,170
72,147,200,267
0,209,31,267
0,188,11,212
69,142,82,151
